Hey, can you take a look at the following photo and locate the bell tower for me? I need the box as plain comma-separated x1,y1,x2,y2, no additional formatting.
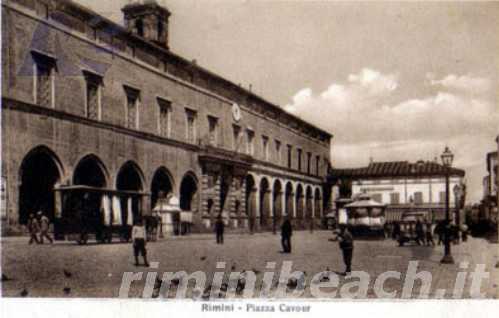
122,0,171,49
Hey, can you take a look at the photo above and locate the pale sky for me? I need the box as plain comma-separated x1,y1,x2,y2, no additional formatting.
75,0,499,203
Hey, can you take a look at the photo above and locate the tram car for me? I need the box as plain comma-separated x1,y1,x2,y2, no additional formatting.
343,194,386,237
53,186,145,244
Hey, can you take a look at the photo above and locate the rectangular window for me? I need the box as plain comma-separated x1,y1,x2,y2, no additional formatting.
324,158,329,175
287,145,292,169
316,155,320,176
33,53,56,108
233,125,241,152
246,129,254,155
124,86,140,129
185,109,197,143
157,98,171,137
390,192,400,204
208,115,219,146
297,148,302,172
414,192,423,204
275,140,281,164
262,135,269,161
307,152,312,175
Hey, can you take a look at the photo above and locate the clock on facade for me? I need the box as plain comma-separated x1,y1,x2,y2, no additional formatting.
232,103,242,122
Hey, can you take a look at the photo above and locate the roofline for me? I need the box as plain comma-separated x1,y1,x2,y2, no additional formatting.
328,171,466,179
55,0,332,140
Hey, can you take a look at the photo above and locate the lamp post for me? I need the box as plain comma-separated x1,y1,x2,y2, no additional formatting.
453,184,462,243
441,146,455,264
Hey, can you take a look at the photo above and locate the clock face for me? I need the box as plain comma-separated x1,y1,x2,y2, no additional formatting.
232,103,242,122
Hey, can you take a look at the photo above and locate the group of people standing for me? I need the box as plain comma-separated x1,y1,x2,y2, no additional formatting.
27,211,53,244
385,219,468,246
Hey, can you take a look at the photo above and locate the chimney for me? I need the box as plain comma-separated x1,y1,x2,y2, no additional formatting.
122,0,171,49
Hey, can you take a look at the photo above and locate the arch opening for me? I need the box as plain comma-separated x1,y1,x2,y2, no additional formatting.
259,178,270,227
273,180,283,222
180,173,198,211
116,161,144,224
285,182,294,218
150,168,174,210
19,147,62,224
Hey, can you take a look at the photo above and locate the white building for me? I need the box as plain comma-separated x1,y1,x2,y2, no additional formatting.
331,160,466,221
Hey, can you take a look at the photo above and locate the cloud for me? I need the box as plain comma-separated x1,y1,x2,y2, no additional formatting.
285,69,497,202
428,74,491,94
348,68,398,96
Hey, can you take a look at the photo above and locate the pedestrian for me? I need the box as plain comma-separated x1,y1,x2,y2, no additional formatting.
383,222,390,239
337,226,354,275
27,213,40,245
215,215,225,244
281,217,293,253
425,221,435,246
435,221,444,245
392,221,401,240
461,224,469,242
415,219,425,246
452,224,460,244
38,211,53,244
132,218,149,267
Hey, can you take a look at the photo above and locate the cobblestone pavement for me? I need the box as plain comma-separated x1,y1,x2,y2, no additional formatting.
1,231,498,299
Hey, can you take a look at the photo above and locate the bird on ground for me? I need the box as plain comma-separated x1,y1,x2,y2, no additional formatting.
63,269,72,278
63,287,71,295
200,256,207,261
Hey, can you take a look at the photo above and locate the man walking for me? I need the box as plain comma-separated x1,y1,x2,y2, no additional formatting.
338,226,354,275
415,219,425,246
435,221,445,245
132,218,149,267
27,213,40,245
215,215,225,244
281,217,293,253
425,221,435,246
38,211,53,244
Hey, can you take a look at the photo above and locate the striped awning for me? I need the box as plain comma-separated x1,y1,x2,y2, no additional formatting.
385,211,403,222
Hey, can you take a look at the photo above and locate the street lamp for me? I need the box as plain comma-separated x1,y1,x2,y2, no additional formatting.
453,184,462,243
441,146,455,264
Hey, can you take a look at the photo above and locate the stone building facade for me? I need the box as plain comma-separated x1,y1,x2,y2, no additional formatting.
1,0,332,234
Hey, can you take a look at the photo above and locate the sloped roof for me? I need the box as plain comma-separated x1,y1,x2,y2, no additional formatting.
330,160,465,179
344,198,385,208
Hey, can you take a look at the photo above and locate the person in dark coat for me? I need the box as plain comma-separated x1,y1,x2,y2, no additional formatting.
338,226,354,275
415,219,425,245
215,215,225,244
435,221,445,245
281,217,293,253
392,221,401,240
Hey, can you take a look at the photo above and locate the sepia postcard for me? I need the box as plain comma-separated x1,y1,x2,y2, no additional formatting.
1,0,498,317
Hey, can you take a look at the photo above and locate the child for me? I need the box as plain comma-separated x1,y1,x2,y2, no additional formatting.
132,219,149,267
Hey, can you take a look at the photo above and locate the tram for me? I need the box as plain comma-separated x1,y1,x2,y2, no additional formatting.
53,185,147,244
343,194,386,237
